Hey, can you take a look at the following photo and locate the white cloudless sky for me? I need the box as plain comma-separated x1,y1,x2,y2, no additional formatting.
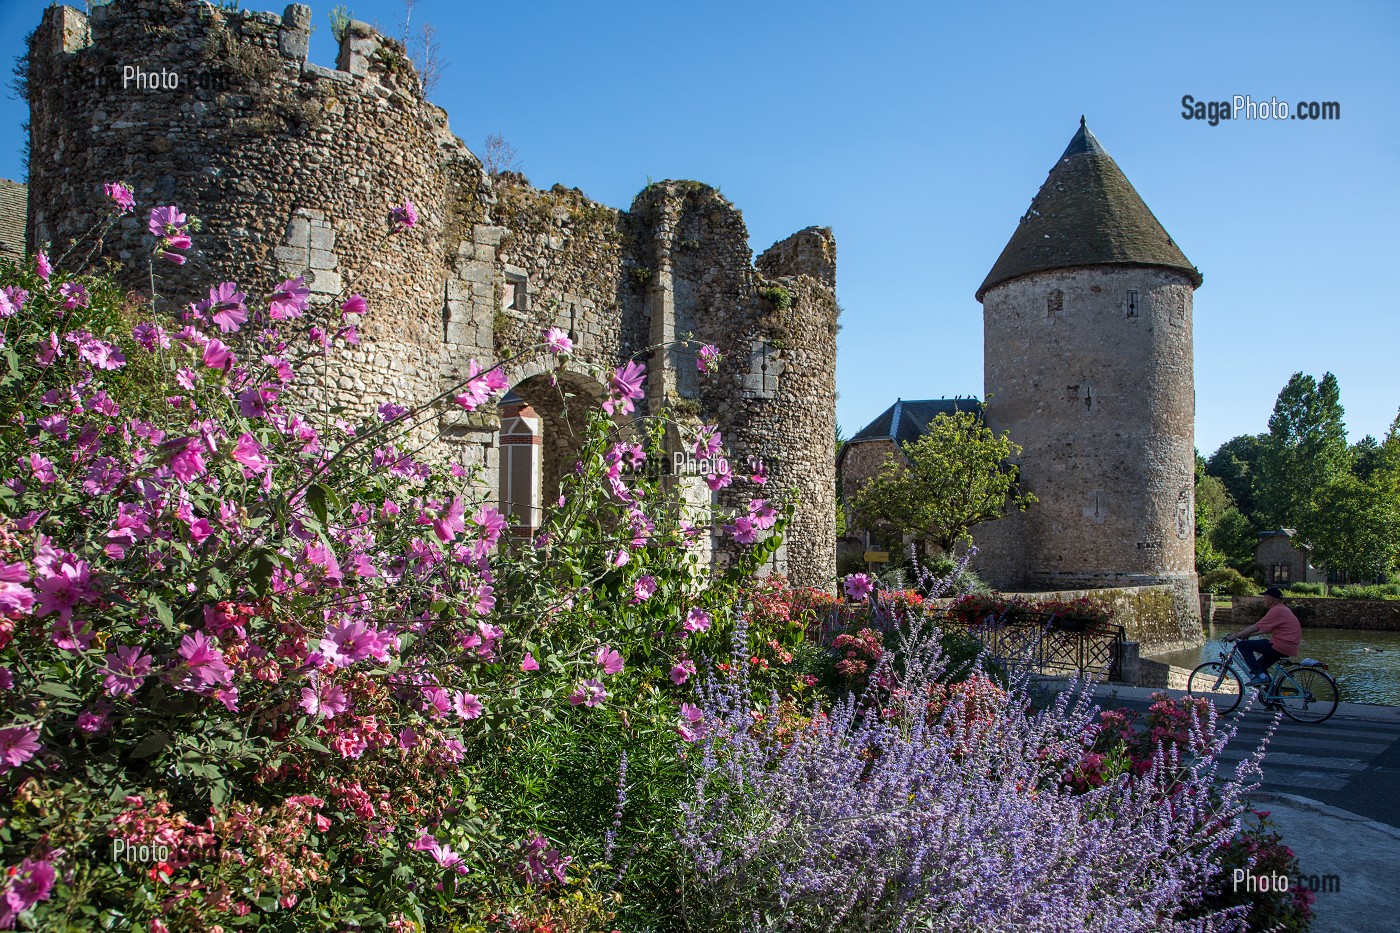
1,0,1395,456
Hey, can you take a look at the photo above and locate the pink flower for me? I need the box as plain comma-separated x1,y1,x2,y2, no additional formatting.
1,857,55,915
319,621,391,668
453,359,509,411
521,652,539,671
632,575,657,604
677,702,708,741
269,277,310,319
391,199,420,230
170,441,207,484
59,281,89,310
452,691,484,720
693,424,722,459
34,556,96,623
412,832,466,872
470,506,508,547
420,687,452,718
669,659,696,685
77,337,125,370
148,205,187,237
611,549,630,568
725,515,758,544
603,360,646,416
705,458,733,491
76,706,110,734
0,726,41,773
568,678,607,708
202,338,235,370
595,646,625,675
177,631,233,688
431,497,467,543
161,250,187,265
50,618,95,652
697,343,722,374
103,645,153,696
204,281,248,332
299,682,350,719
543,326,573,355
684,608,712,633
749,499,778,530
34,251,52,283
230,433,270,474
844,573,874,601
104,181,135,213
0,578,25,617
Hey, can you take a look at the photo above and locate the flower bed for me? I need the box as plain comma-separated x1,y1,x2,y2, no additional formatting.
0,186,1308,931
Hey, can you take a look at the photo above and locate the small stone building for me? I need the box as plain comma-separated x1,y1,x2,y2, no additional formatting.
838,398,982,557
1254,529,1324,585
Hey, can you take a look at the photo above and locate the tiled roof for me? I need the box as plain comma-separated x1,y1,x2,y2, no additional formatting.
847,398,983,449
977,119,1200,300
0,179,26,260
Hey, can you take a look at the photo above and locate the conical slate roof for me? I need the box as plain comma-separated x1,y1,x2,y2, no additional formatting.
976,119,1201,300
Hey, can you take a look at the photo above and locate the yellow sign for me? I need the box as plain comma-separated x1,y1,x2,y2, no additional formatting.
864,551,890,563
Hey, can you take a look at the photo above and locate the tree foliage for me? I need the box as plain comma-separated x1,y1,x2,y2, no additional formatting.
1205,434,1265,520
1303,474,1400,582
849,411,1035,557
1256,372,1350,530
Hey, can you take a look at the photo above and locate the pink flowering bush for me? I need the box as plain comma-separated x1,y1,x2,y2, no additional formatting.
0,191,787,930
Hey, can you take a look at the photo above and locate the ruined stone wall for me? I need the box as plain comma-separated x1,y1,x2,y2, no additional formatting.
24,0,838,586
980,266,1197,615
26,0,482,448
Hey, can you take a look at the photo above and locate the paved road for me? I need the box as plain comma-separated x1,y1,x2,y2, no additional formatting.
1093,688,1400,828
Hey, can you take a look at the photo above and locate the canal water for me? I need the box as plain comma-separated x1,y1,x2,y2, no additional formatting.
1148,624,1400,707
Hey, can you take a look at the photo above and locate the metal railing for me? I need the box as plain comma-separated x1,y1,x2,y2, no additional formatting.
954,609,1125,681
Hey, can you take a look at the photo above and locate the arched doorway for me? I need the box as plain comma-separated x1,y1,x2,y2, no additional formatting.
494,366,608,536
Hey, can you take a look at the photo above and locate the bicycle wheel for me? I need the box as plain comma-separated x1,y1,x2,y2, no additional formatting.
1275,666,1339,724
1187,662,1244,713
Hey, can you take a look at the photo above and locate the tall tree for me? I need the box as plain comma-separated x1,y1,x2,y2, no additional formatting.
1303,474,1400,583
849,411,1035,557
1205,434,1265,519
1255,372,1350,530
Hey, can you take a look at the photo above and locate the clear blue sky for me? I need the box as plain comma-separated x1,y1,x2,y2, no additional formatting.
2,0,1396,458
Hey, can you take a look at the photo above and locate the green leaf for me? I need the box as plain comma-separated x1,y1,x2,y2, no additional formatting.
37,680,81,701
130,732,171,759
307,483,330,525
296,735,332,755
148,595,174,627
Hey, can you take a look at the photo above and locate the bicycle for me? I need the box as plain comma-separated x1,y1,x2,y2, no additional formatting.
1186,643,1339,723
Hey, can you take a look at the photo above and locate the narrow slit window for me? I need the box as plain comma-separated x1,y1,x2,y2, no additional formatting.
503,274,527,312
1126,289,1138,317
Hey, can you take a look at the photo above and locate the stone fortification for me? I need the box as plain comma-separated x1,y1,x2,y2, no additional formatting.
24,0,837,585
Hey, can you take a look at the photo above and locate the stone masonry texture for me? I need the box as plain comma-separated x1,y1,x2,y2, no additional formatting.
24,0,838,586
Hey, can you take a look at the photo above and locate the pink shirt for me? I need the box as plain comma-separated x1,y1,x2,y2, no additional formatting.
1255,603,1302,656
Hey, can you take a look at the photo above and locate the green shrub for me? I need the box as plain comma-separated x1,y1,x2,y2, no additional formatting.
1327,583,1400,600
1200,567,1261,597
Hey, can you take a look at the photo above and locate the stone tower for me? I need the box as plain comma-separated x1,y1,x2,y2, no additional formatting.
974,119,1202,631
22,0,838,586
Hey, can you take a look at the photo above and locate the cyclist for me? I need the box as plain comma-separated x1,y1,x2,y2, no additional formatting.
1221,586,1302,686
